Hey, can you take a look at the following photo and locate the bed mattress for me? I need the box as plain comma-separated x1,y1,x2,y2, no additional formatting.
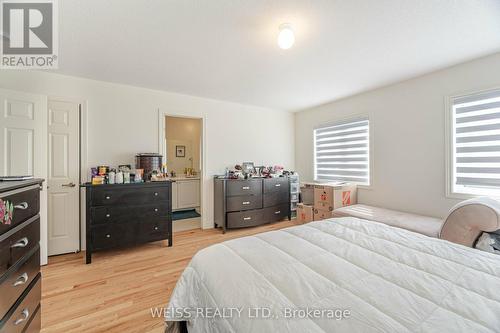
165,217,500,332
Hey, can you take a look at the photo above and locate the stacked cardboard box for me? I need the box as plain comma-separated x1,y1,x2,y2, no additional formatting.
313,183,357,221
300,183,315,206
297,182,357,223
297,203,314,224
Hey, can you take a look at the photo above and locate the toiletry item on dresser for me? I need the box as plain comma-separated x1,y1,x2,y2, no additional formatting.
98,165,109,176
108,170,116,184
115,171,124,184
124,171,131,184
135,169,143,183
92,175,105,185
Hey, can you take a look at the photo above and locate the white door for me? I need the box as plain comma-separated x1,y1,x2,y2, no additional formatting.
0,88,48,265
177,180,200,209
47,100,80,255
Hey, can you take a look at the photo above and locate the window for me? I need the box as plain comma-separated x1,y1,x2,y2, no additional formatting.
314,117,370,185
451,89,500,196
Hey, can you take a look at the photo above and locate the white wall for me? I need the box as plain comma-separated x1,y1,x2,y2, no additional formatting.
295,52,500,218
0,71,295,235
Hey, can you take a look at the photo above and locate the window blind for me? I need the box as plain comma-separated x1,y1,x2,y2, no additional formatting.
314,118,369,185
453,89,500,190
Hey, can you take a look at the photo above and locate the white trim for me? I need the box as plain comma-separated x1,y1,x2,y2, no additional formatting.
157,109,209,229
445,86,500,200
313,113,373,188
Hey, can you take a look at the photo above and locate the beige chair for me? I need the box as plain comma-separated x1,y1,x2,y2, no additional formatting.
440,197,500,247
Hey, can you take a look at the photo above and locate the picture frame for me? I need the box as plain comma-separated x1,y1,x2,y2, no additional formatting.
242,162,255,174
176,145,186,157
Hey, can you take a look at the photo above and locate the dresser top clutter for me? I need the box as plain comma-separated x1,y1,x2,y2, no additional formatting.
0,178,43,333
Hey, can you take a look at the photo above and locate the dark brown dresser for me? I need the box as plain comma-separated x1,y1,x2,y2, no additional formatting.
214,177,291,232
0,179,43,333
83,181,172,264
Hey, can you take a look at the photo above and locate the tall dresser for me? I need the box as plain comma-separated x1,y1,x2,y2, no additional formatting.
0,179,43,333
83,181,172,264
214,177,291,233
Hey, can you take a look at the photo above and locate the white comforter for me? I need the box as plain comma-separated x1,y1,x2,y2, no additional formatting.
165,217,500,332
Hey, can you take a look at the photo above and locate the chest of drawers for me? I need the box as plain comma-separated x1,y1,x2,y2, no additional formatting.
83,182,172,264
214,177,291,232
0,179,43,333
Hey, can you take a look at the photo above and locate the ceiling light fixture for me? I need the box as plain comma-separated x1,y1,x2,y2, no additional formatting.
277,23,295,50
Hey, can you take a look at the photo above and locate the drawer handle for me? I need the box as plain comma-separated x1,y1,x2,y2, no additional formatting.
11,237,28,248
154,226,159,231
106,234,111,238
12,273,28,287
275,210,281,214
242,186,250,190
14,309,29,326
242,201,250,205
105,196,111,200
14,202,28,210
106,213,111,218
154,208,158,212
154,192,159,196
275,184,281,187
243,217,252,221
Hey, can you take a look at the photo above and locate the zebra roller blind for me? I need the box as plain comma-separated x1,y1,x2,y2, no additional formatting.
453,89,500,192
314,117,370,185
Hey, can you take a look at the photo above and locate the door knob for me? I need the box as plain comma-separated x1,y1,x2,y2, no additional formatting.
62,182,76,187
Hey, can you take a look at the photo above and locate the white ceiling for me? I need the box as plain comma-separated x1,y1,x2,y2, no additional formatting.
56,0,500,111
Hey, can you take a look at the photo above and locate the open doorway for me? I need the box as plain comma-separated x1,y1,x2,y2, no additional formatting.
165,116,202,231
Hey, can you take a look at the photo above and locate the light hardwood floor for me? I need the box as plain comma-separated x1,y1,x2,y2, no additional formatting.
41,220,298,333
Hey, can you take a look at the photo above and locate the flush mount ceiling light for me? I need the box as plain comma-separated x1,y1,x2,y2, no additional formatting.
277,23,295,50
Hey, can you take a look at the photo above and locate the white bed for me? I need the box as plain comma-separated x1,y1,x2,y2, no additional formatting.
165,217,500,332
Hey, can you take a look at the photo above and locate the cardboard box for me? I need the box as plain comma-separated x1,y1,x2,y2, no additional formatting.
300,183,315,205
313,208,334,221
297,203,313,224
313,183,357,211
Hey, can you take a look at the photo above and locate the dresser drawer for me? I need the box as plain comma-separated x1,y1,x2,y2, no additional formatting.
91,224,136,250
91,185,170,206
227,209,265,228
23,304,40,333
0,217,39,278
263,177,289,193
263,191,289,208
0,273,41,333
263,204,289,223
226,195,262,212
138,221,169,242
0,187,40,235
226,180,262,197
91,203,170,225
0,247,39,320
